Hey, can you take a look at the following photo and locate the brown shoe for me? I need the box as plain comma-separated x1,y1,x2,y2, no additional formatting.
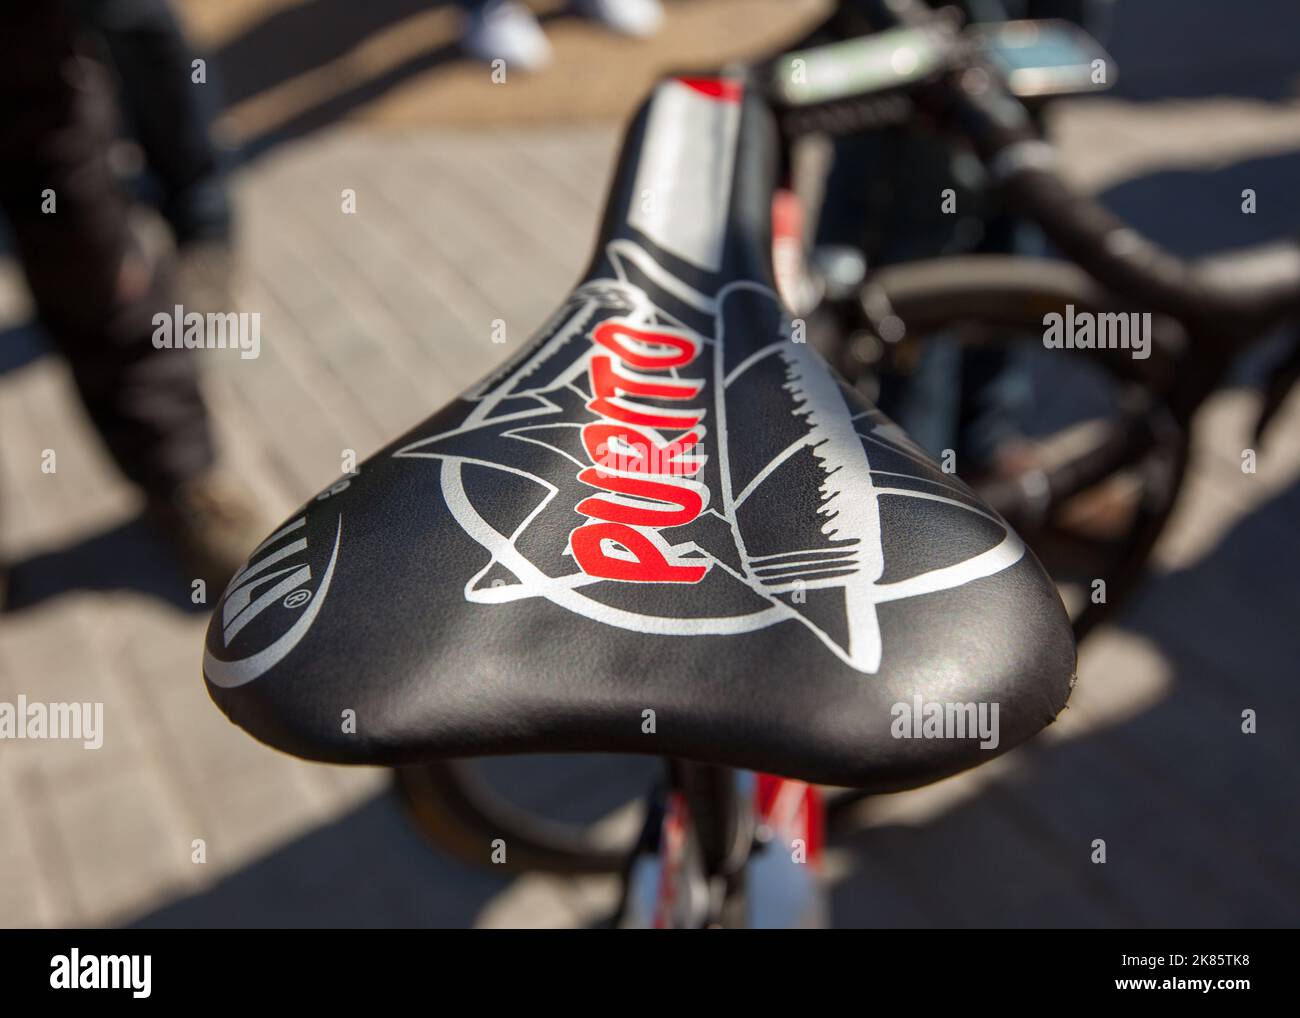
145,470,266,596
174,239,236,315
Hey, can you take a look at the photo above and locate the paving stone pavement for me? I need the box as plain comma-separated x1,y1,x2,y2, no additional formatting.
2,72,1300,925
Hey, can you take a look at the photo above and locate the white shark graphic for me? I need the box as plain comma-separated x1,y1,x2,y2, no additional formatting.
397,242,1024,674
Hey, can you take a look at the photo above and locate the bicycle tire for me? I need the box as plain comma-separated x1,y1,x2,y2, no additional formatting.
861,254,1191,639
392,759,647,875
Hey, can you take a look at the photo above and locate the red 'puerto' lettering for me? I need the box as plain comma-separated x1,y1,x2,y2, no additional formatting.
580,424,704,478
571,318,709,584
570,524,706,584
575,470,705,528
591,320,698,369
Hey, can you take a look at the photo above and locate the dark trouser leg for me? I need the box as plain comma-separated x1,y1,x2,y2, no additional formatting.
71,0,233,245
0,3,215,493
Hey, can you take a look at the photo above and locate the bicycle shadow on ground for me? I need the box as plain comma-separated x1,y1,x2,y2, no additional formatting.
126,756,656,928
129,790,519,929
1,514,208,616
827,471,1300,928
1013,147,1300,437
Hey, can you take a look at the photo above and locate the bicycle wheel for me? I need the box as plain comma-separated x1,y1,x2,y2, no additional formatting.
854,255,1191,640
393,755,659,875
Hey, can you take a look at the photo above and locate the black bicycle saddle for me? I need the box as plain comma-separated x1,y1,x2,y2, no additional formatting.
203,76,1075,791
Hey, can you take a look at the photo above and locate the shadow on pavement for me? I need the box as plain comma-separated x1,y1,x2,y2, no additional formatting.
1015,148,1300,435
128,776,638,929
1101,150,1300,261
0,322,49,378
130,790,514,928
220,0,465,159
214,0,455,108
1107,0,1300,101
213,0,574,160
1,513,206,615
828,475,1300,927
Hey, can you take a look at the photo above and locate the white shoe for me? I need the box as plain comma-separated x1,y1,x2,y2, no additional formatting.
574,0,664,38
462,1,553,72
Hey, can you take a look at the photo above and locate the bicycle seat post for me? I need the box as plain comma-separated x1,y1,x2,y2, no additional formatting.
669,759,754,925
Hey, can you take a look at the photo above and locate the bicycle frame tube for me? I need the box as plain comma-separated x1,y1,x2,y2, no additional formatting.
620,763,827,928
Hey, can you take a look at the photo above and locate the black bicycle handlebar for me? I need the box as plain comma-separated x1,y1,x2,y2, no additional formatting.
942,75,1300,332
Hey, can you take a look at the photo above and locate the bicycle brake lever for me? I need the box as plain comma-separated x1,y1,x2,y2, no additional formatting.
1253,330,1300,448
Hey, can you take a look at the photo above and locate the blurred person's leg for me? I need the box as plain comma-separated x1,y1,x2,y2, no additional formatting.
0,3,260,589
72,0,232,249
460,0,552,72
71,0,235,316
0,4,211,492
